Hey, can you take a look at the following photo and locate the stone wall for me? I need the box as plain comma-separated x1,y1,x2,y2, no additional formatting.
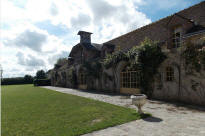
152,34,205,106
50,2,205,106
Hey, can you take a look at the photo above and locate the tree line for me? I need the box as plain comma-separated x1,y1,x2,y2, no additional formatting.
1,70,47,85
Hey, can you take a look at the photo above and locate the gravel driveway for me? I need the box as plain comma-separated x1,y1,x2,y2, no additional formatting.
42,86,205,136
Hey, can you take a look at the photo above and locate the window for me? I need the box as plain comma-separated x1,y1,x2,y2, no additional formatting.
79,73,86,85
172,27,182,48
166,67,174,81
120,67,140,88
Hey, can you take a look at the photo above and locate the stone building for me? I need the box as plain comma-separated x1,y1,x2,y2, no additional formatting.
51,1,205,106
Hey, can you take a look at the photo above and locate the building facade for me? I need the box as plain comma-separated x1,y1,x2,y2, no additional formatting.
50,2,205,106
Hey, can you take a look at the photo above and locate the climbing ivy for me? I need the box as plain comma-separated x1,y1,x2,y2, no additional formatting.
182,42,205,72
103,51,128,69
133,39,167,97
103,38,167,97
67,66,77,88
82,60,102,78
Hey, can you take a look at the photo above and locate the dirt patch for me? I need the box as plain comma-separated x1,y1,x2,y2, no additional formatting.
166,107,178,112
91,119,102,125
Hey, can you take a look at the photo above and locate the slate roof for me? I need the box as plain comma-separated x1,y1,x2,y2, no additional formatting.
80,43,103,51
91,43,103,51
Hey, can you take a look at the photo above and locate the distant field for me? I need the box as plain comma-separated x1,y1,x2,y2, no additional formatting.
2,85,141,136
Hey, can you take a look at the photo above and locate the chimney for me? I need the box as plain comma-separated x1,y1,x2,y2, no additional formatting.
77,31,92,44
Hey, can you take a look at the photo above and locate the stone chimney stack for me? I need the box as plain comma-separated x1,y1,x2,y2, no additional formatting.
77,31,92,44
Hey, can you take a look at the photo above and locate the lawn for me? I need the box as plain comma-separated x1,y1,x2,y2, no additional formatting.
2,85,142,136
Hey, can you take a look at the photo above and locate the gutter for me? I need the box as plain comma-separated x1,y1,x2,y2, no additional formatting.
183,30,205,39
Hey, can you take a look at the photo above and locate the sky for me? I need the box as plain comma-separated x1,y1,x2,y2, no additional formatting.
0,0,203,78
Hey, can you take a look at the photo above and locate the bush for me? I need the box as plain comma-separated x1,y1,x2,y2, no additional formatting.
2,75,34,85
33,79,51,86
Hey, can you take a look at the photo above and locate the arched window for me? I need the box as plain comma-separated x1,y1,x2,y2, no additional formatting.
120,66,140,89
166,66,174,81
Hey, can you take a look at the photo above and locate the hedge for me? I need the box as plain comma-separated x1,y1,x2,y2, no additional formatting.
33,79,51,86
1,77,33,85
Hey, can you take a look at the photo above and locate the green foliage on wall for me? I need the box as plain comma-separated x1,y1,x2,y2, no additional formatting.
82,60,102,78
103,38,167,97
133,39,167,97
54,58,67,69
182,43,205,72
103,51,128,69
67,66,77,88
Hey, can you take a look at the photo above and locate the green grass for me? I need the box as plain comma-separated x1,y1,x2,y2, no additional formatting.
2,85,142,136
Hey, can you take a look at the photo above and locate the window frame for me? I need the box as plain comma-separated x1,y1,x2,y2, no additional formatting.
120,68,140,89
166,66,174,81
172,27,182,48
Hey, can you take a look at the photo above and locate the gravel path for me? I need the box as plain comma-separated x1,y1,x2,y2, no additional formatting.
42,86,205,136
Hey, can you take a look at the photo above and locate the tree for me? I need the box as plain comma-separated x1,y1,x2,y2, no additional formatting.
24,75,33,83
56,58,67,66
54,58,67,69
36,70,46,79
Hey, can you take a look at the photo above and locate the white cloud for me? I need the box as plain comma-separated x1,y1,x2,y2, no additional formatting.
1,0,151,77
71,13,91,29
50,2,58,16
1,23,71,77
4,30,47,52
16,52,45,67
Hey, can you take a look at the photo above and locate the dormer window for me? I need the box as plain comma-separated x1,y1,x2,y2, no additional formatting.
172,27,182,48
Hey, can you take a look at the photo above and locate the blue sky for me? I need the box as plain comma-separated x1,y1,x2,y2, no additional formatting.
137,0,203,22
1,0,203,78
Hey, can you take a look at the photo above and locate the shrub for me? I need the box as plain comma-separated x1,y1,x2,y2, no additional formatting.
33,79,51,86
2,75,34,85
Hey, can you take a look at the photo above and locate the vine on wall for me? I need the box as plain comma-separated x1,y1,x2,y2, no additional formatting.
82,60,102,79
182,42,205,72
67,66,77,88
103,38,167,97
103,51,128,69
